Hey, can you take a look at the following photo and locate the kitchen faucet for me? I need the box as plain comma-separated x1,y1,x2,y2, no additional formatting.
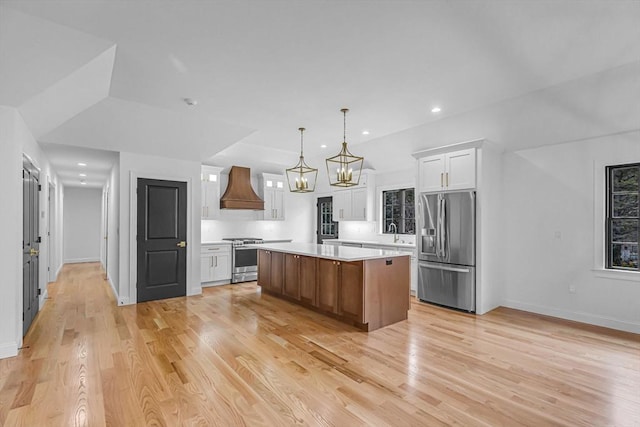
388,222,399,243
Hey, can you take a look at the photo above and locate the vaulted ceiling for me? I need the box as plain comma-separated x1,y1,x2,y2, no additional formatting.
1,0,639,185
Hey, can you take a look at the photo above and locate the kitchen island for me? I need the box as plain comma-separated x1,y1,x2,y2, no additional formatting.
256,243,410,331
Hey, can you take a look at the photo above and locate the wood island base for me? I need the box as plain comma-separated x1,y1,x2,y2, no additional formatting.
258,248,411,332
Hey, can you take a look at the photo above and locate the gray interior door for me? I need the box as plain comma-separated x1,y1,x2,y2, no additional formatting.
23,157,40,336
316,196,338,243
137,178,187,303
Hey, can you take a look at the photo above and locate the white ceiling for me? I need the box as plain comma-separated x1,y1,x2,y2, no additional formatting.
39,143,118,189
1,0,639,184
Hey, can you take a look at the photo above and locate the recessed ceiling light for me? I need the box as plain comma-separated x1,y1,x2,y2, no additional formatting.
320,144,327,148
431,106,442,113
79,173,87,177
77,162,87,166
362,130,370,135
80,180,86,185
184,98,198,106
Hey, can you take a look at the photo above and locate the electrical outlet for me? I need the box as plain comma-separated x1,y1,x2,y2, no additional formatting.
568,285,576,294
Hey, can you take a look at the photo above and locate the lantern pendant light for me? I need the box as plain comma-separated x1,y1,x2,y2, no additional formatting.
325,108,364,187
286,127,318,193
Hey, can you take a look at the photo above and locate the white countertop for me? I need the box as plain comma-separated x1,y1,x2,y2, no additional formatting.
323,238,416,249
201,241,232,245
254,242,410,262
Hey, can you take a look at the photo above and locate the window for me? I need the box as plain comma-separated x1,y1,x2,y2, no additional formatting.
606,163,639,271
382,188,415,235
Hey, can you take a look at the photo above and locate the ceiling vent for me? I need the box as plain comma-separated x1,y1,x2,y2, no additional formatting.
219,166,265,210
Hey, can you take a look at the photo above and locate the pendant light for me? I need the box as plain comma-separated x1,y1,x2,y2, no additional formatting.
286,127,318,192
325,108,364,187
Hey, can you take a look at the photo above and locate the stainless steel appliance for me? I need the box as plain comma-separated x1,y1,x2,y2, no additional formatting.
223,238,264,283
417,191,476,312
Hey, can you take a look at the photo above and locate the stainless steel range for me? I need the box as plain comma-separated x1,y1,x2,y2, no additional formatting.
223,238,264,283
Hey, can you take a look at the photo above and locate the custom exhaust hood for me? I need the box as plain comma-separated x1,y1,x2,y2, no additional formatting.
219,166,265,210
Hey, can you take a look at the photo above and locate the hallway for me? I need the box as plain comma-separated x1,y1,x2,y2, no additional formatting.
1,263,639,426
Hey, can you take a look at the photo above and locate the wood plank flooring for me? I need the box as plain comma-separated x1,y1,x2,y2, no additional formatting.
1,262,638,426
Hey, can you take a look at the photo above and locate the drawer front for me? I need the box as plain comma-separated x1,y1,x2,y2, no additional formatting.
201,244,231,255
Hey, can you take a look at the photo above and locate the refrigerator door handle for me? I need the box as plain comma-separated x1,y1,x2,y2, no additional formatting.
420,263,470,274
435,196,441,258
438,196,446,259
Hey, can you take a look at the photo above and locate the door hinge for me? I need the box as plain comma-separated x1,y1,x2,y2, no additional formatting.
37,288,41,296
37,236,41,243
38,184,42,191
47,267,50,272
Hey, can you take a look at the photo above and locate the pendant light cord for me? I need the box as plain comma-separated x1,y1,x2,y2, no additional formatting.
299,127,305,157
343,109,347,143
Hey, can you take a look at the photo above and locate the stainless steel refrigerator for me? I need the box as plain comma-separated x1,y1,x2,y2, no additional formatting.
417,191,476,312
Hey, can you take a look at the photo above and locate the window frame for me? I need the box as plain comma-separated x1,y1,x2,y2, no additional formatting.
605,163,640,272
381,187,415,235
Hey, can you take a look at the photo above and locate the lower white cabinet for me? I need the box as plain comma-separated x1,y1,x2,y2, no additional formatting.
201,243,231,285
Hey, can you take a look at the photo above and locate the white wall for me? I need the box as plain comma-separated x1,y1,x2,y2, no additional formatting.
503,131,640,333
103,160,120,298
118,151,201,305
476,143,504,314
0,107,23,359
63,187,102,263
21,119,63,302
318,168,418,245
200,173,314,243
0,106,63,359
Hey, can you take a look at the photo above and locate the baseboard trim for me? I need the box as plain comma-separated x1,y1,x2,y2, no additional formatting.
502,300,640,334
201,280,231,288
64,258,100,264
39,288,48,309
106,271,118,302
0,341,18,359
188,286,203,296
55,263,63,280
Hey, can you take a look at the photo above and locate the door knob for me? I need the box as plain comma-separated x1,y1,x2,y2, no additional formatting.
177,241,186,248
29,248,39,256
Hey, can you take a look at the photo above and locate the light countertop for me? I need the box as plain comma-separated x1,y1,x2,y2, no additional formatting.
253,242,410,262
201,241,232,245
323,238,416,249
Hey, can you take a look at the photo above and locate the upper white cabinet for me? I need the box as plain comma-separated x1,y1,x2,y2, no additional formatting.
332,170,375,221
419,148,476,192
261,173,285,220
201,166,223,219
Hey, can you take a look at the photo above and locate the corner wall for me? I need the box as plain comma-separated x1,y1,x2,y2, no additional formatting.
104,160,120,298
503,131,640,333
0,107,23,358
0,106,63,359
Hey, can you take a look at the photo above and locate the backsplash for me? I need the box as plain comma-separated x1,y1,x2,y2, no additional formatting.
201,219,301,242
338,221,416,245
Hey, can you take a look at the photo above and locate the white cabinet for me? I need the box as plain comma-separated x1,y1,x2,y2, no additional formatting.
201,166,223,219
261,173,285,220
333,189,368,220
332,170,375,221
419,148,476,192
201,243,231,285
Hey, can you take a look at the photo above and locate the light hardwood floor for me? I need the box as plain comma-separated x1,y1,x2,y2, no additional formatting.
0,263,638,426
